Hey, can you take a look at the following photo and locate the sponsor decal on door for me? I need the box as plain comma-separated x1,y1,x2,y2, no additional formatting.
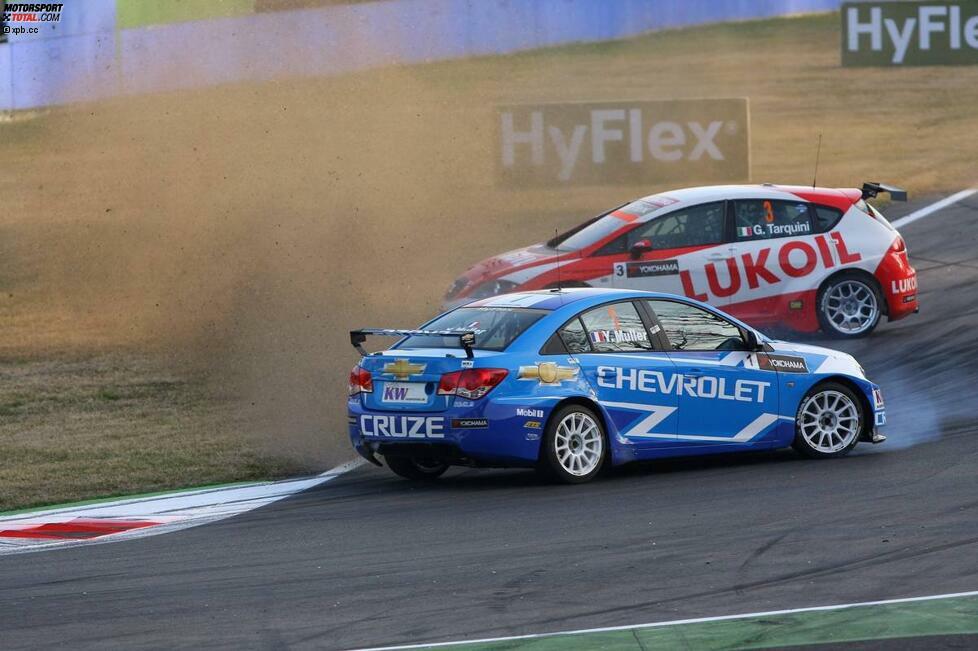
681,233,862,302
613,259,680,278
757,354,809,374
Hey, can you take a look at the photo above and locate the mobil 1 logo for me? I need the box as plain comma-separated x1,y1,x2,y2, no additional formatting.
843,1,978,66
497,99,750,187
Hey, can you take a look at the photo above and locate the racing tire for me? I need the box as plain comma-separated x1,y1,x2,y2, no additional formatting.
539,404,607,484
384,455,449,481
792,382,864,459
816,272,883,339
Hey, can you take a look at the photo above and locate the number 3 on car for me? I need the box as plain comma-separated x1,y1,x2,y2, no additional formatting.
349,288,887,484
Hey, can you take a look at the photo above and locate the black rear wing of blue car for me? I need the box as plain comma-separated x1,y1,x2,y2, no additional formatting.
861,182,907,202
350,328,476,358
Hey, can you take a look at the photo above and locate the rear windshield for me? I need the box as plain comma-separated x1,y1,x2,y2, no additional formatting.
396,307,547,352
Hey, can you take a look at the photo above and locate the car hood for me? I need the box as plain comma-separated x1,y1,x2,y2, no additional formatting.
464,244,560,282
768,340,865,378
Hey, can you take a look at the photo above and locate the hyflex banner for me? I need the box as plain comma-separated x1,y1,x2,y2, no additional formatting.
496,99,750,187
843,1,978,66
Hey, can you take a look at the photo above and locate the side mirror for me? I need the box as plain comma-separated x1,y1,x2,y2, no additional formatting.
629,239,653,259
743,328,764,352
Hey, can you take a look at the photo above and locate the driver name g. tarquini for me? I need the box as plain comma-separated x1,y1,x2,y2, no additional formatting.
349,289,886,483
443,182,918,339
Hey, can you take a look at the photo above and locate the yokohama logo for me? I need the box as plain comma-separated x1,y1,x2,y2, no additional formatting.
759,354,809,374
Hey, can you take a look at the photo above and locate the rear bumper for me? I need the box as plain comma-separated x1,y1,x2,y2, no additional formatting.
876,248,918,321
347,397,551,467
885,289,919,322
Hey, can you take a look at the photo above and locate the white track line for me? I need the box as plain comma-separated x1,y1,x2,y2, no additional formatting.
891,188,977,229
356,589,978,651
0,458,366,555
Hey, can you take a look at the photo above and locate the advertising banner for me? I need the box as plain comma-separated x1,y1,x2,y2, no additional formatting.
496,99,750,187
843,1,978,66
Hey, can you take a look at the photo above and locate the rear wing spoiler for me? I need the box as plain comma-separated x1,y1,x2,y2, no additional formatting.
861,182,907,202
350,328,476,359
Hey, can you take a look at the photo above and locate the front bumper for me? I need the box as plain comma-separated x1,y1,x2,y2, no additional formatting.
862,383,886,443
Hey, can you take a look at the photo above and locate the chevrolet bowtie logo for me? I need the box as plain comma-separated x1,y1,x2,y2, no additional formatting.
383,359,426,380
517,362,578,385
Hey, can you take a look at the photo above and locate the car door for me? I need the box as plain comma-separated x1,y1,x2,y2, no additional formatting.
560,300,682,450
727,198,816,323
644,298,781,449
603,202,731,306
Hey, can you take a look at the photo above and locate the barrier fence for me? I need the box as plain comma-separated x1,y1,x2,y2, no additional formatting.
0,0,842,111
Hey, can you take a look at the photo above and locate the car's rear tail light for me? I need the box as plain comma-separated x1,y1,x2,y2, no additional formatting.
437,368,508,399
348,366,373,395
887,235,910,263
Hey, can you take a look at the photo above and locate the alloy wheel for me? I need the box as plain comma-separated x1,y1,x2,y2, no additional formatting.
554,412,604,476
799,390,860,453
821,280,880,335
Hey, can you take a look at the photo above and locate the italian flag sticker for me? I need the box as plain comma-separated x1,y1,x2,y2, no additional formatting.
737,226,753,237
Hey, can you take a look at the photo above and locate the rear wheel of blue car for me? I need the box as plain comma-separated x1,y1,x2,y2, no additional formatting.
540,405,606,484
792,382,864,458
385,455,449,481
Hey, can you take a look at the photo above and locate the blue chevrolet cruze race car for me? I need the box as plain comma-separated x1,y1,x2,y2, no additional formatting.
348,288,886,483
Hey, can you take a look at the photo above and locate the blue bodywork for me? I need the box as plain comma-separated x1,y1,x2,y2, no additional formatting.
348,289,885,468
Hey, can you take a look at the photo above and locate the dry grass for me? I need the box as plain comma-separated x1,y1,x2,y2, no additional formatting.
1,12,976,510
0,352,311,511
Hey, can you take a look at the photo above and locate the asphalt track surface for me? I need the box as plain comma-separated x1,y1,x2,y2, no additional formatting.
2,196,978,650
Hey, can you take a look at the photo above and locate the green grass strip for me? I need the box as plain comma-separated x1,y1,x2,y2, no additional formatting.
420,594,978,650
116,0,254,30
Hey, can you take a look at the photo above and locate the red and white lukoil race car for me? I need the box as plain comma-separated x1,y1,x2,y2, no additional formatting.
445,183,918,338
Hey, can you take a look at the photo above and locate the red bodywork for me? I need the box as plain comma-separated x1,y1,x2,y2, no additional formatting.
447,185,918,334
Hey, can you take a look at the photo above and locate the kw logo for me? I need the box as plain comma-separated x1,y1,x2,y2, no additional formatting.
384,386,410,401
382,359,426,380
517,362,579,385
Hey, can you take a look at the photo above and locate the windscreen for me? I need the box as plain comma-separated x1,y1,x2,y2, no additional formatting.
557,199,662,251
396,307,547,352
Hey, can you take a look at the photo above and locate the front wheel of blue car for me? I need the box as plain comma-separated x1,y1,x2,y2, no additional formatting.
540,405,607,484
792,382,864,459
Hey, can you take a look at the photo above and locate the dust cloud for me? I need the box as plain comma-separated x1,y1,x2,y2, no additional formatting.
2,61,617,466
